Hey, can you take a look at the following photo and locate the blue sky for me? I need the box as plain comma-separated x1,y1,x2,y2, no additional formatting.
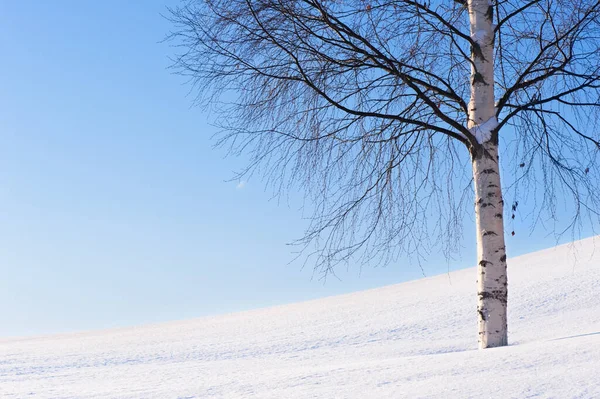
0,1,595,337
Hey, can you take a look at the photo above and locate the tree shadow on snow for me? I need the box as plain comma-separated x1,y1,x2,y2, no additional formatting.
551,331,600,341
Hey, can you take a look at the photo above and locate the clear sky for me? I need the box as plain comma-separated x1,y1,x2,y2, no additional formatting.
0,1,595,338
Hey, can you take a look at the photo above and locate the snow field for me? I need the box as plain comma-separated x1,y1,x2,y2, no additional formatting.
1,237,599,398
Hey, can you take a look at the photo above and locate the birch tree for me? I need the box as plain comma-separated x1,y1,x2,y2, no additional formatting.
167,0,600,348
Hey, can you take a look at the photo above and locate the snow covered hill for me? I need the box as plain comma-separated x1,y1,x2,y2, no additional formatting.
1,237,600,398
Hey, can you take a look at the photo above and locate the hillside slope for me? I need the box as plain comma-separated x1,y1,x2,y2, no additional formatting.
1,237,600,398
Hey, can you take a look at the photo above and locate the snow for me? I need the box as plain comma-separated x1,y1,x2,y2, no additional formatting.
2,237,600,398
470,116,498,144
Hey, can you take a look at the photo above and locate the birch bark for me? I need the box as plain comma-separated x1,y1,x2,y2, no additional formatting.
467,0,508,348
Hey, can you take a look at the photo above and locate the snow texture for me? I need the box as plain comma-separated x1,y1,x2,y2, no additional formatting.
1,237,600,398
470,116,498,144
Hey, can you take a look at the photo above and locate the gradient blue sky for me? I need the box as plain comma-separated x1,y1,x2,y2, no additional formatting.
0,1,595,337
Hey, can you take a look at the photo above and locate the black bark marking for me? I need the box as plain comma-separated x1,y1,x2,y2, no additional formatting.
495,213,503,219
472,72,488,85
482,168,496,174
483,231,497,236
500,255,506,262
487,192,496,197
479,260,492,267
471,44,484,61
483,149,496,161
488,184,498,188
478,308,486,321
479,290,507,304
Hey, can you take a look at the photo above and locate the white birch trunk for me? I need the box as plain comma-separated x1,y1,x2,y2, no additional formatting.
468,0,508,348
472,144,508,349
